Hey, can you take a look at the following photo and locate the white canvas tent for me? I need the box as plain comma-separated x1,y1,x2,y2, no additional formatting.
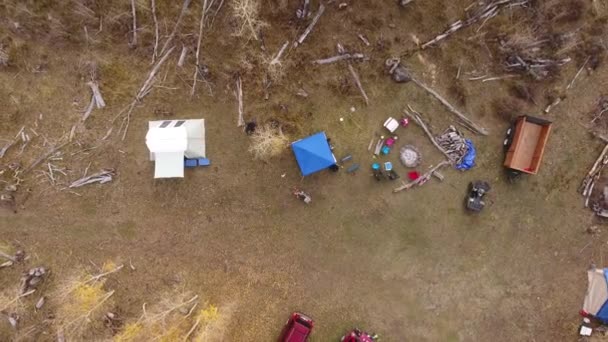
146,119,205,178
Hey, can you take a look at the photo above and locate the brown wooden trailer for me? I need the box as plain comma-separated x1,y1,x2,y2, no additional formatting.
503,115,552,175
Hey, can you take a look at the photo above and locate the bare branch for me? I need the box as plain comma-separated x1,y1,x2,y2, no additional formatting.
159,0,192,56
411,77,488,135
130,0,137,46
347,63,369,106
294,3,325,47
235,75,245,127
150,0,159,61
192,0,209,96
270,41,289,66
313,53,365,65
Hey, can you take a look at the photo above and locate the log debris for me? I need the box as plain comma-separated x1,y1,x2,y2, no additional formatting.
270,41,289,66
581,144,608,197
386,58,487,135
130,0,137,47
191,0,210,95
347,63,369,106
69,168,115,188
313,53,365,65
357,34,370,46
23,141,69,175
150,0,159,61
235,75,245,127
178,46,188,67
87,81,106,109
0,126,25,158
35,296,46,310
159,0,192,56
421,0,527,49
118,45,177,140
567,56,589,90
411,78,488,135
294,3,325,47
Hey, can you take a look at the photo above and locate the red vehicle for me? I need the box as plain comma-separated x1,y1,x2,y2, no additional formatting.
341,328,378,342
279,312,314,342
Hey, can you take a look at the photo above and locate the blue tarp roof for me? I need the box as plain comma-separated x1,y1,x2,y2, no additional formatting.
291,132,336,176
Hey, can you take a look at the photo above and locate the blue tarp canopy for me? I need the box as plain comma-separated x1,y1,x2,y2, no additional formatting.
291,132,337,176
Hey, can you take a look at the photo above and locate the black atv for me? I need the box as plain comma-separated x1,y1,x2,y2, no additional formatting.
466,181,491,212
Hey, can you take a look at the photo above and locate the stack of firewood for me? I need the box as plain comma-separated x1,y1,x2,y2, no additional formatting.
435,126,468,163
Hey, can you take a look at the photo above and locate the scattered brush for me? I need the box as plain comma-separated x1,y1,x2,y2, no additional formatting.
113,289,199,341
231,0,268,41
248,124,289,160
191,303,233,342
114,295,230,342
0,284,30,316
54,262,123,340
542,0,586,24
488,0,597,80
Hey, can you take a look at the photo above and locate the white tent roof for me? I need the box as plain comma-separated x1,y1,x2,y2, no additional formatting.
146,126,188,153
148,119,205,159
146,119,206,179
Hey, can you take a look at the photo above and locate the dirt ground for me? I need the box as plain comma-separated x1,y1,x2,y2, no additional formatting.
1,0,608,341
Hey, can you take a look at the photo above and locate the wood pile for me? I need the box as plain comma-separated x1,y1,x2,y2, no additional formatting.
435,126,468,163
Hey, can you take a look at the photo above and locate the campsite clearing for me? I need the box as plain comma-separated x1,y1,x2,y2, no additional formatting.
1,0,608,341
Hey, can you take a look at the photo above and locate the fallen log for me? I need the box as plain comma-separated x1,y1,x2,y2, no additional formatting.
294,3,325,47
130,0,137,46
347,63,369,106
421,0,523,49
411,78,488,135
270,41,289,66
87,81,106,108
177,45,188,67
191,0,209,95
313,53,365,65
235,75,245,127
357,34,370,46
0,126,25,158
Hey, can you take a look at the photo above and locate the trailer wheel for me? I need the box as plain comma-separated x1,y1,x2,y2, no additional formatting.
506,169,522,183
503,124,515,152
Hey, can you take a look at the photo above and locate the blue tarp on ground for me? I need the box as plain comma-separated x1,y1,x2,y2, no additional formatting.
291,132,337,176
456,139,476,171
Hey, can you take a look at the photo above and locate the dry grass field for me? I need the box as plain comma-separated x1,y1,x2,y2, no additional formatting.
1,0,608,340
